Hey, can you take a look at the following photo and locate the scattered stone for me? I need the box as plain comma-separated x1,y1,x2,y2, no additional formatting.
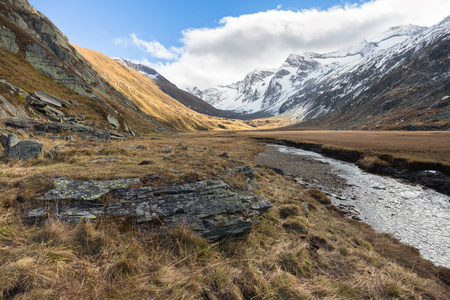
91,157,116,164
49,145,68,158
67,134,74,141
220,152,230,158
27,180,272,240
139,160,154,165
136,145,147,150
169,167,180,174
161,146,172,153
107,114,120,129
209,148,217,154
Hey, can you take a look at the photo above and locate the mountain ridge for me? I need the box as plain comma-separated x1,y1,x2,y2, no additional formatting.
192,19,449,130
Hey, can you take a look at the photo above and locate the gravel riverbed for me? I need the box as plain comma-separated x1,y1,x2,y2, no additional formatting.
255,144,450,268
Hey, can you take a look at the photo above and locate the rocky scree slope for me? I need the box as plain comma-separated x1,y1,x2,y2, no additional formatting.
193,18,450,130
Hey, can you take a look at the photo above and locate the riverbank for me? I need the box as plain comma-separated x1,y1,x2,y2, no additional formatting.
242,131,450,195
256,144,450,268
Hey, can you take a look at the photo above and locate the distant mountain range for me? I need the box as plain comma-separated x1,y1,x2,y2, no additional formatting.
191,17,450,130
0,0,448,131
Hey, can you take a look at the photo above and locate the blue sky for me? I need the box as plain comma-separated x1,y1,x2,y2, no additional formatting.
29,0,450,88
29,0,360,59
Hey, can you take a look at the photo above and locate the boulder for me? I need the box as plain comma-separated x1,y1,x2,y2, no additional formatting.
2,133,20,148
5,140,45,160
26,179,272,240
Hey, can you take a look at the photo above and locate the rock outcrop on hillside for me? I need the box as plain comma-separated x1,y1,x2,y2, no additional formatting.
0,0,106,97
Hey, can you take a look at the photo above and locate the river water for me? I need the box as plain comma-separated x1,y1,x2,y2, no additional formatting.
258,144,450,268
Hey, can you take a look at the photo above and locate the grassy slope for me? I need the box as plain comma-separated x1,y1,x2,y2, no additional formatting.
74,46,255,132
0,132,449,299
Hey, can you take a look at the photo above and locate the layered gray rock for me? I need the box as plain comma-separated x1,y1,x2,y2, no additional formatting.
5,140,44,160
5,118,113,141
41,177,142,201
107,115,120,129
27,179,272,240
0,95,28,118
2,133,44,160
2,133,20,148
0,26,19,54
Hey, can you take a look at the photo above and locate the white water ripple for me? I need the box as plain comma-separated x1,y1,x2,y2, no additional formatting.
276,145,450,268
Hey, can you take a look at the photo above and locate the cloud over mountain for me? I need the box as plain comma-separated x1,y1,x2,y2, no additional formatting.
121,0,450,89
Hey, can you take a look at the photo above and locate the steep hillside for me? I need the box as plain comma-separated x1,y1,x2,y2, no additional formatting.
193,18,450,130
75,47,252,131
113,58,236,118
0,0,255,134
0,0,168,135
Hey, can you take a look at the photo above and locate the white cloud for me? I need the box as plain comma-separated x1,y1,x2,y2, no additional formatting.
131,0,450,89
113,37,129,47
131,33,181,60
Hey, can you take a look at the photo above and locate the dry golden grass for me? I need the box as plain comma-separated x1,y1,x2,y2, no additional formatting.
240,130,450,166
0,133,449,299
74,46,256,132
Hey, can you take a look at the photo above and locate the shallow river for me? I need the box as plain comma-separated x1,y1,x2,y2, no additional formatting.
257,144,450,268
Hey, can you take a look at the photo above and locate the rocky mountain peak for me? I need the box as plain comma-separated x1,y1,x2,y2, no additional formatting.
113,57,162,81
281,54,318,68
242,68,276,85
195,16,449,129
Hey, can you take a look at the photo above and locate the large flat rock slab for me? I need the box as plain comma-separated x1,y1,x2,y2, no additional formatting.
40,177,142,201
27,179,272,240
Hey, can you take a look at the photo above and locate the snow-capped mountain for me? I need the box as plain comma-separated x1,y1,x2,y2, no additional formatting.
192,17,450,129
112,58,169,83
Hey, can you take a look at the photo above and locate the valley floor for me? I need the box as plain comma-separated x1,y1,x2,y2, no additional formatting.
0,130,449,299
